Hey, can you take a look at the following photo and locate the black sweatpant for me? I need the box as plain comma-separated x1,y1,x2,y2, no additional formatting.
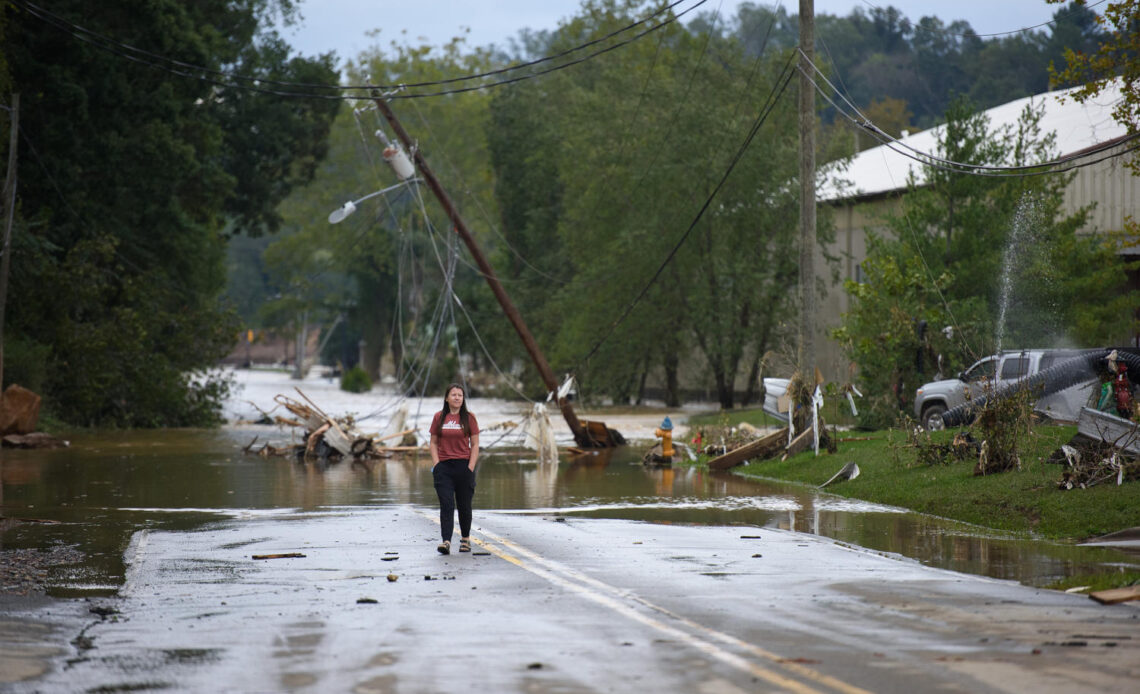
432,458,476,542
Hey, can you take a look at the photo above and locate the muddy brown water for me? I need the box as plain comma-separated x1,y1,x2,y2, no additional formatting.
1,427,1137,598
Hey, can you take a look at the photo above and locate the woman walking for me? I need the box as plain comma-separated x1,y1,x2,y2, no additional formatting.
429,383,480,555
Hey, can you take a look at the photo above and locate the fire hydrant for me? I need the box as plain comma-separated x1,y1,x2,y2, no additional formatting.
655,416,674,459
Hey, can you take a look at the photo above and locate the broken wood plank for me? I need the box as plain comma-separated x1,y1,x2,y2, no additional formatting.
323,425,353,456
375,428,415,443
781,428,814,461
251,553,306,560
295,387,355,455
708,428,788,470
1089,585,1140,605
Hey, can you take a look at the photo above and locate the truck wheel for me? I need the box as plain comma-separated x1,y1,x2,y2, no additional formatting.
922,404,947,430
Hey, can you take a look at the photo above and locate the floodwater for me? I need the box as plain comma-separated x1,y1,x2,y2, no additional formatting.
2,426,1137,599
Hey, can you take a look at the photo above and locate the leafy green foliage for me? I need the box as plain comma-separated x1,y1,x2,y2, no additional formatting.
3,0,337,426
733,1,1107,128
339,365,372,393
1049,0,1140,173
835,97,1136,428
484,1,809,407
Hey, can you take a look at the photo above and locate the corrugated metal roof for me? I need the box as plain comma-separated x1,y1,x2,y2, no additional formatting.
819,80,1128,202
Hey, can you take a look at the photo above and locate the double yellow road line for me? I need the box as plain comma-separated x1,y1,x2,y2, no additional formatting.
419,509,870,694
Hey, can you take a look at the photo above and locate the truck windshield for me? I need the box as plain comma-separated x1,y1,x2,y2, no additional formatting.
965,358,997,383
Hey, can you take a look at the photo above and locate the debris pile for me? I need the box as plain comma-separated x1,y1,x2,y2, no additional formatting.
704,375,838,471
1050,406,1140,489
243,389,423,463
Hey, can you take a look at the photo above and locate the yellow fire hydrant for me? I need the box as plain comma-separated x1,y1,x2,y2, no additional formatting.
655,416,674,459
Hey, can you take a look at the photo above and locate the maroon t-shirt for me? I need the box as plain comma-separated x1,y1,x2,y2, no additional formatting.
431,411,479,461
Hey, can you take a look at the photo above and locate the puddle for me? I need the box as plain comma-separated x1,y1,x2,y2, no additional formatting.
1,426,1137,596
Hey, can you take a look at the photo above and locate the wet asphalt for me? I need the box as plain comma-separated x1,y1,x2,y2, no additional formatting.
3,507,1138,693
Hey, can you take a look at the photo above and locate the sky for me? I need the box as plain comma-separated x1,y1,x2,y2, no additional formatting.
275,1,1082,62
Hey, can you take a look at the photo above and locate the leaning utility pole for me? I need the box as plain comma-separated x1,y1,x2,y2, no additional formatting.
0,94,19,393
797,0,817,381
371,95,612,448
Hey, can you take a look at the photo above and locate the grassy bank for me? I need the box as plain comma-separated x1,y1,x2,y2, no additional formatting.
687,409,1140,542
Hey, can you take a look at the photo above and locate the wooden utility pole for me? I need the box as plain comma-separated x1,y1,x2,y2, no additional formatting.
798,1,816,380
372,96,610,448
0,94,19,393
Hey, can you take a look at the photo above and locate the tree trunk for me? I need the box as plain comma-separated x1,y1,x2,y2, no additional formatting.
741,353,761,406
635,357,649,405
714,366,734,410
664,352,680,407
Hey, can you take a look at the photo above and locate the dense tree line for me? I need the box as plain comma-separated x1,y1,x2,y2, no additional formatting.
3,0,1131,425
728,1,1107,134
246,0,1134,413
0,0,338,425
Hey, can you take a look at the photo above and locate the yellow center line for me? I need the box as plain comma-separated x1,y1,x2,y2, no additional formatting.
416,509,871,694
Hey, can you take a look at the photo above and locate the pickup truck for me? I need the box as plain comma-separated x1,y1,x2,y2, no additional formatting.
913,349,1097,429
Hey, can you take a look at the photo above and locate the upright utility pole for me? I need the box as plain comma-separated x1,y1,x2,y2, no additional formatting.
797,1,817,381
0,94,19,393
372,96,608,448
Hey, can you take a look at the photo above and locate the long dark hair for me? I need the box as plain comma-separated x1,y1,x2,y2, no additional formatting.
432,383,471,437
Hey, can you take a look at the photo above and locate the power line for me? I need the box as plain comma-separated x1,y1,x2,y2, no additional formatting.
13,0,708,102
798,50,1140,178
14,0,702,92
571,53,797,373
403,100,570,285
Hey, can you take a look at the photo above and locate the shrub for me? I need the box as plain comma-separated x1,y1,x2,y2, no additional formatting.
340,366,372,393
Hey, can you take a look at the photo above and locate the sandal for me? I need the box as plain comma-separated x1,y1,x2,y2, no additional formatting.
459,538,471,553
437,540,450,555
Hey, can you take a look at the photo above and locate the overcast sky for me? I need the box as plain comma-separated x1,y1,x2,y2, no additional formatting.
276,1,1083,62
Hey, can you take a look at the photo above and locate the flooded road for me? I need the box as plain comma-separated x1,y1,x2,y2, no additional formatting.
2,426,1137,599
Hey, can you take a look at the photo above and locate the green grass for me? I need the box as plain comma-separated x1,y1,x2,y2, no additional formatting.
718,423,1140,541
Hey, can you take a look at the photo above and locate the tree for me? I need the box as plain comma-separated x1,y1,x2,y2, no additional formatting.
2,0,338,425
1049,0,1140,171
537,4,805,408
835,97,1134,427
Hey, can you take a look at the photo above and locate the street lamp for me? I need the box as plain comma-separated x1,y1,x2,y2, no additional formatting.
327,180,419,224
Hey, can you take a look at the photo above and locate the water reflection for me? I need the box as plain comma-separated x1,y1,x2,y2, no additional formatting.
1,427,1136,597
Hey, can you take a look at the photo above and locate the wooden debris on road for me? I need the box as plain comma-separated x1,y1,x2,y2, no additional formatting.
1088,586,1140,605
252,553,306,560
